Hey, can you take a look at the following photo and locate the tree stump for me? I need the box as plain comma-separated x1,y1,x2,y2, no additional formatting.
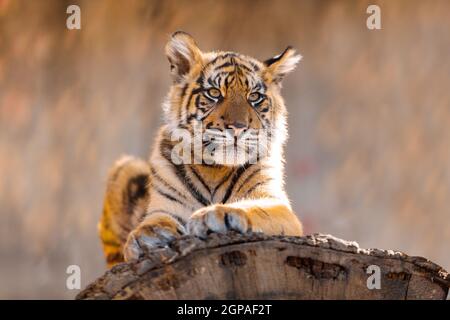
76,233,449,300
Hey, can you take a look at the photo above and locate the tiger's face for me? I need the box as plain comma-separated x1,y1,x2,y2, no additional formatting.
163,31,301,166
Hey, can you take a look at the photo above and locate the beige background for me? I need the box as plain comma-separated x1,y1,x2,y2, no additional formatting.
0,0,449,298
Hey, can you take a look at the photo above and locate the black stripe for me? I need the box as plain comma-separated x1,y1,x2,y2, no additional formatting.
243,178,273,197
190,87,203,96
225,75,232,88
253,82,263,92
199,99,219,121
256,206,271,217
150,167,190,203
250,61,260,72
159,141,211,207
216,61,234,70
174,165,211,206
185,87,202,114
222,52,238,59
264,46,293,67
189,166,212,196
197,53,238,85
153,183,187,207
212,168,234,198
186,113,198,123
147,209,187,225
221,162,253,204
249,103,266,129
216,74,223,87
125,174,149,215
235,167,262,194
235,62,253,73
195,55,226,86
237,73,245,87
207,77,216,87
196,71,205,86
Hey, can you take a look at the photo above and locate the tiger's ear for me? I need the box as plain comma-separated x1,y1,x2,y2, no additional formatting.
263,46,302,84
165,31,203,83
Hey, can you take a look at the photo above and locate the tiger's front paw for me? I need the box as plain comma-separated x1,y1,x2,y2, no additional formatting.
187,204,250,239
123,214,185,261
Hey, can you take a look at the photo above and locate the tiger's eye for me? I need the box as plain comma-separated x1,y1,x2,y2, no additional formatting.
207,88,221,98
248,92,262,102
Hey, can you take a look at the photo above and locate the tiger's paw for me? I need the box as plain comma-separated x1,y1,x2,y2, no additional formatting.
187,204,250,239
123,215,185,261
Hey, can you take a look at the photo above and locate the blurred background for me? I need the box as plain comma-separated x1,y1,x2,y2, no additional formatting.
0,0,449,299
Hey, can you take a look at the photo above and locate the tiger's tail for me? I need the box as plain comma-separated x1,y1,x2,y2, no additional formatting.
98,155,150,268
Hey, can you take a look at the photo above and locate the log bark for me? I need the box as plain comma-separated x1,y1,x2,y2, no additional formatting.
77,233,449,300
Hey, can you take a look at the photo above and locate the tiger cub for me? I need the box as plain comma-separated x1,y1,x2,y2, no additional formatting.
99,31,303,267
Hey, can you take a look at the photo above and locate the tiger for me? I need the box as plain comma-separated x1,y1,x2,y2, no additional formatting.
98,31,303,267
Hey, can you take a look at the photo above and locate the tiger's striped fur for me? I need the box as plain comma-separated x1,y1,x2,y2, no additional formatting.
99,31,303,267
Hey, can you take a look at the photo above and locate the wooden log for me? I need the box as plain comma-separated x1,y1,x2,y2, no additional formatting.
76,233,449,300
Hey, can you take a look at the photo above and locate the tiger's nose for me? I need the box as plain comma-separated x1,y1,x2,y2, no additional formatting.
225,122,247,136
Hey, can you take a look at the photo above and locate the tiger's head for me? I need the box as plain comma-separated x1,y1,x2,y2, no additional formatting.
163,31,301,166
